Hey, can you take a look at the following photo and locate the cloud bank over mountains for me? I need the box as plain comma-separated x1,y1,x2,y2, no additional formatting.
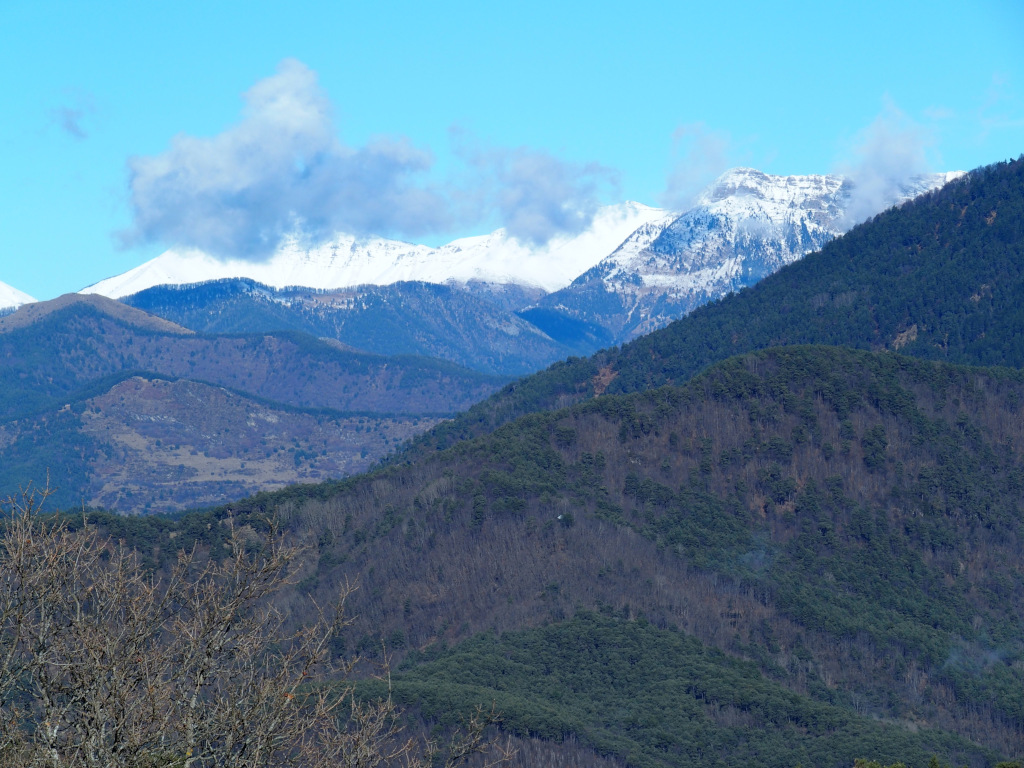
121,60,454,259
120,60,945,262
121,60,616,260
454,135,620,247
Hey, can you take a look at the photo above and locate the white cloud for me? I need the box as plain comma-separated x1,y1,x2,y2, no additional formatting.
455,136,619,245
121,59,618,258
121,59,452,259
835,103,934,228
661,123,732,211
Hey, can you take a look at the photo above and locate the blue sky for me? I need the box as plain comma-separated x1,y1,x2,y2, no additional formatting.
2,0,1022,300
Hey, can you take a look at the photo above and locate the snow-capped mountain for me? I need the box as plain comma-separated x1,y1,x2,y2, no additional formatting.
82,202,668,299
0,280,35,313
79,166,963,372
542,168,964,341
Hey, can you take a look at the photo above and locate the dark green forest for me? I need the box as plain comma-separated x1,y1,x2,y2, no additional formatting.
376,613,990,768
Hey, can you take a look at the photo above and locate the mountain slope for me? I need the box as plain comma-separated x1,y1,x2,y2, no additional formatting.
542,169,962,341
0,294,502,420
0,291,193,335
414,157,1024,452
608,160,1021,389
97,345,1024,763
382,614,988,768
0,374,442,513
0,295,504,510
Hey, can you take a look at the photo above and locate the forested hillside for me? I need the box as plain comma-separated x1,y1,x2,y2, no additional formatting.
410,157,1024,454
380,614,987,768
84,345,1024,765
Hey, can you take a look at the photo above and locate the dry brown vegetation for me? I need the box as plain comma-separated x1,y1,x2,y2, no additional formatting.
0,487,513,768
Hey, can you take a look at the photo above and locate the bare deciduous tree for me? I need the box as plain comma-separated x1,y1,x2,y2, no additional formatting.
0,487,513,768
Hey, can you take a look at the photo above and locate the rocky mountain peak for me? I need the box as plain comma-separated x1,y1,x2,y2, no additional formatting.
541,167,961,342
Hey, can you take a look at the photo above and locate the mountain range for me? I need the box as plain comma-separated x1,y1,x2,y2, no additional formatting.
0,165,970,512
539,169,962,340
409,158,1021,454
0,293,504,512
4,150,1023,768
63,168,959,378
81,200,668,298
72,156,1024,768
119,279,597,376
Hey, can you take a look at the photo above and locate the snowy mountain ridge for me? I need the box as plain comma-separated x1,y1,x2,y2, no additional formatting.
541,168,964,340
82,202,668,299
603,168,962,295
0,280,35,313
82,168,963,309
76,166,966,361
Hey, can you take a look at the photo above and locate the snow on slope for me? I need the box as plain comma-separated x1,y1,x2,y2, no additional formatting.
0,280,35,312
597,168,852,294
544,168,964,341
603,168,963,296
82,202,668,299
